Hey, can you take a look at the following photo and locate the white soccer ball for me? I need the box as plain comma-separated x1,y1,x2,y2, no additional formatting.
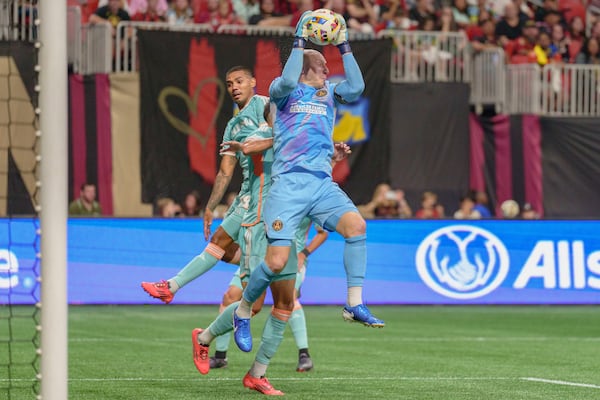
306,9,341,46
500,199,520,219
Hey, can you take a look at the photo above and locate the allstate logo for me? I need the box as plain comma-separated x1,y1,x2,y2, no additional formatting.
416,225,509,299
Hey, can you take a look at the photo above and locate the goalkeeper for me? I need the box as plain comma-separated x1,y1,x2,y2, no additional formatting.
231,10,385,395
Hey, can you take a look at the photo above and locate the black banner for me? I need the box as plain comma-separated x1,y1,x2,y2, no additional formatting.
389,83,471,213
541,117,600,218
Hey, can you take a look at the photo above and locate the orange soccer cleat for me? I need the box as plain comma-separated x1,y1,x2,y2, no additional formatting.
192,328,210,375
141,280,174,304
242,373,284,396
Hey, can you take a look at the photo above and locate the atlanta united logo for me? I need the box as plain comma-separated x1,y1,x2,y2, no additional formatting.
415,225,509,299
272,220,283,231
315,89,327,97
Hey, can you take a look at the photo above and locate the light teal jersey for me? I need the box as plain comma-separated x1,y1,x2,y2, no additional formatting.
241,124,273,227
221,94,269,206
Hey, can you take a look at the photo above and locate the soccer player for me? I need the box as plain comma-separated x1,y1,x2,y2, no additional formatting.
208,220,329,372
199,104,330,383
231,12,385,386
141,66,268,303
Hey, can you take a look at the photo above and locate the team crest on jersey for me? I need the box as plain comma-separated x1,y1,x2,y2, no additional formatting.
315,89,328,97
272,220,283,231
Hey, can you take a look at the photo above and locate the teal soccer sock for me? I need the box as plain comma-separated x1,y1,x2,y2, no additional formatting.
242,261,276,303
343,234,367,288
255,309,290,365
288,306,308,350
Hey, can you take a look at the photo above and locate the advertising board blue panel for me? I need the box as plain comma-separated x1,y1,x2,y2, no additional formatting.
1,218,599,304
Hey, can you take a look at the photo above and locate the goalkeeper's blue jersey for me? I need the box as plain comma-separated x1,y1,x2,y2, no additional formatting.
270,80,337,178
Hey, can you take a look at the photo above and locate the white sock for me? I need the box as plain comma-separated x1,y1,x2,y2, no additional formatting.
167,279,180,294
198,329,215,345
347,286,363,307
236,298,253,319
249,361,268,378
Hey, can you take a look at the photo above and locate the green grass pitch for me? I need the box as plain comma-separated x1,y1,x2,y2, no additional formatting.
65,305,600,400
4,305,600,399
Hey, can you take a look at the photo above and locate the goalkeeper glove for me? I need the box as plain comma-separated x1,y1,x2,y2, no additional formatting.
294,10,313,48
333,13,351,54
295,11,313,38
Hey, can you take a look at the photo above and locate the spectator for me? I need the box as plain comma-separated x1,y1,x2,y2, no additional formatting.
358,183,412,219
128,0,169,16
439,5,459,32
386,7,412,30
495,2,523,48
534,30,556,65
231,0,260,24
534,0,558,23
377,0,402,31
167,0,194,24
550,23,570,62
409,0,437,29
513,0,533,21
69,183,102,216
248,0,283,25
415,191,444,219
471,190,492,218
471,17,498,52
450,0,471,30
541,9,565,33
89,0,131,35
131,0,167,21
453,194,481,219
575,37,600,64
521,202,540,219
288,0,315,29
566,16,585,63
155,197,182,217
591,20,600,41
346,0,379,34
505,19,538,63
181,190,203,217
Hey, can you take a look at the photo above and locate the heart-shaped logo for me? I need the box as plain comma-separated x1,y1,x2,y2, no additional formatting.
158,77,226,147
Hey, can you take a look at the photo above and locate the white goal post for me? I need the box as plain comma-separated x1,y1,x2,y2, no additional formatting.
39,0,68,399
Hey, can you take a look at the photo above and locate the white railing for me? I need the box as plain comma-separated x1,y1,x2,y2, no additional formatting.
67,6,81,73
80,23,112,74
216,24,294,35
380,30,471,83
540,64,600,116
470,47,505,113
0,0,37,41
506,64,541,115
114,22,214,73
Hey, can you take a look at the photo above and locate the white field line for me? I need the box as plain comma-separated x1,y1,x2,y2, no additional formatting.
4,376,600,389
67,336,600,343
521,377,600,389
0,376,517,383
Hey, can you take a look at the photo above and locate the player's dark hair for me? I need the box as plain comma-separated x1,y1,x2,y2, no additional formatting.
80,182,95,191
226,65,254,78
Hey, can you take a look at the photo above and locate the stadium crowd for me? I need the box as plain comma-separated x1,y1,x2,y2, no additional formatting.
74,0,600,65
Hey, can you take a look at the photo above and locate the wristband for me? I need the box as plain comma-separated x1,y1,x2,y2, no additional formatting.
300,248,311,257
337,41,351,55
293,37,307,49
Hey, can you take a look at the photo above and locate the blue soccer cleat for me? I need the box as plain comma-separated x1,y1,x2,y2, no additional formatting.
233,309,253,352
342,304,385,328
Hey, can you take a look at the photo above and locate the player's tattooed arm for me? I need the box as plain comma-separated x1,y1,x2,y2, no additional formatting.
205,155,237,212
